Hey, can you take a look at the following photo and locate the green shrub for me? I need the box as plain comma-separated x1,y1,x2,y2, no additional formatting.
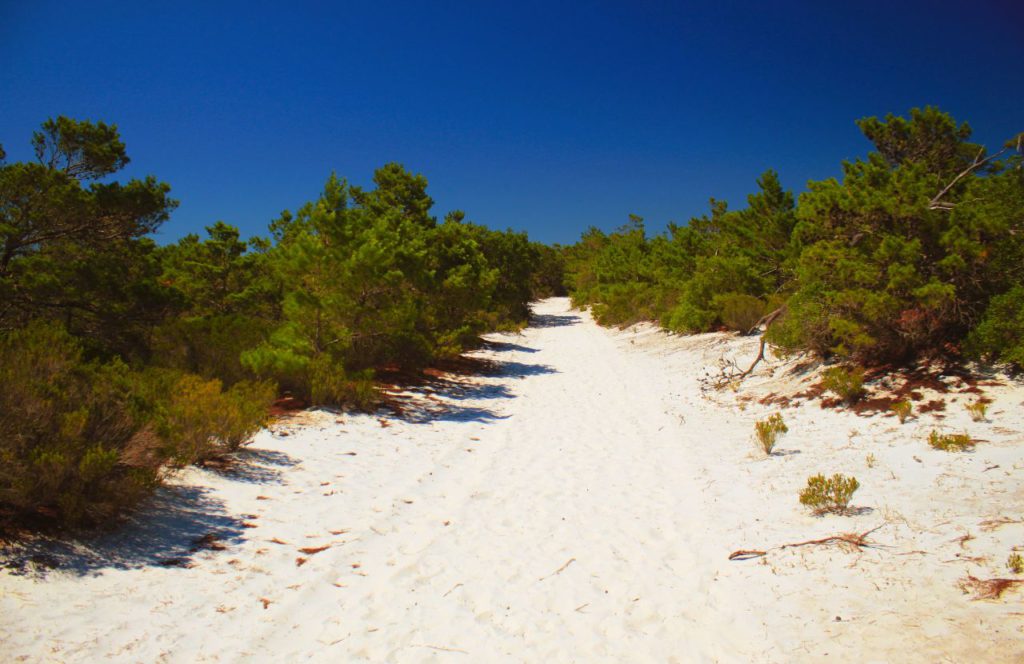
821,366,866,404
928,430,974,452
1008,552,1024,574
890,400,912,423
965,401,988,422
799,473,860,515
754,413,788,455
309,357,378,410
720,293,769,333
966,286,1024,367
0,323,161,527
141,371,275,466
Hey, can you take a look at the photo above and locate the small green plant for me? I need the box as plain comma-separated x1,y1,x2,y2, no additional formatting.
865,453,877,468
928,430,974,452
754,413,788,455
799,473,860,515
822,366,866,405
890,400,912,423
1008,552,1024,574
965,401,988,422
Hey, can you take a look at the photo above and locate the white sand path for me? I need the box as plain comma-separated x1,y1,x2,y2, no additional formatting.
3,297,1023,662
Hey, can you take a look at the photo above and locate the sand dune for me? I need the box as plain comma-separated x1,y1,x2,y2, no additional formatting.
2,297,1022,662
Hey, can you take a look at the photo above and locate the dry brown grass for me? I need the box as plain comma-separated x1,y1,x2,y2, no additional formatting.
959,575,1024,600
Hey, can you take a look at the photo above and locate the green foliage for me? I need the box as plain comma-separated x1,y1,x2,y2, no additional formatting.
31,116,130,180
564,107,1024,369
250,168,538,405
769,107,1023,363
1,117,178,360
1008,552,1024,575
799,473,860,515
928,430,974,451
821,366,866,404
139,371,275,466
720,293,770,333
567,172,796,333
531,243,568,297
1,118,551,531
890,400,913,423
0,323,158,527
966,286,1024,366
754,413,788,455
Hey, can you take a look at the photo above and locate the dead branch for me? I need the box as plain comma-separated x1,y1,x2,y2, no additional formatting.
929,144,1013,211
729,525,885,561
747,305,786,336
778,525,885,552
728,550,767,560
706,305,788,389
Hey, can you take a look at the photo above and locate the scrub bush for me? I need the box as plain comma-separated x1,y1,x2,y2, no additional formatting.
891,400,912,423
799,473,860,515
754,413,788,455
928,430,974,451
965,401,988,422
0,323,160,527
822,366,866,404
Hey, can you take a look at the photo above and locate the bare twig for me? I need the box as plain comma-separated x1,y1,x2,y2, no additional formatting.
539,557,576,581
412,644,468,654
929,144,1013,211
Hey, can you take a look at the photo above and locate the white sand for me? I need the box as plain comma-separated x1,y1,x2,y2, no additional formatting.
2,297,1023,662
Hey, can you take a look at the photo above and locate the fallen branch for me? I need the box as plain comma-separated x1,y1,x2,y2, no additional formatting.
728,550,767,561
729,525,885,561
778,526,885,552
709,306,787,389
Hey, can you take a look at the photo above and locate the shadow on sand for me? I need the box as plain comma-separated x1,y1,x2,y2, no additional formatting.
381,357,558,424
0,448,302,578
202,448,301,485
481,340,540,354
0,348,562,575
529,312,581,328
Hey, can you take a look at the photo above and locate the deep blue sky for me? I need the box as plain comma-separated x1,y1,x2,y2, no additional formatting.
2,1,1022,245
